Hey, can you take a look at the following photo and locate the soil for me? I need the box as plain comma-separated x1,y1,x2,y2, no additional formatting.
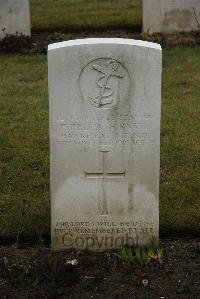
0,238,199,299
0,30,200,55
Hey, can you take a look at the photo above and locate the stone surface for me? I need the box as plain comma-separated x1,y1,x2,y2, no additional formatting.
143,0,200,34
48,38,162,251
0,0,30,40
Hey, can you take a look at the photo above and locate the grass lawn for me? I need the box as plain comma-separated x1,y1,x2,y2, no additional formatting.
0,47,199,240
30,0,142,33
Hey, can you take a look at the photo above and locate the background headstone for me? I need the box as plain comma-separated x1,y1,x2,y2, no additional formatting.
48,38,162,251
0,0,30,40
143,0,200,34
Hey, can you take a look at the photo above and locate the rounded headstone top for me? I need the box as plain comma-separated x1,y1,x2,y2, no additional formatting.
48,38,162,51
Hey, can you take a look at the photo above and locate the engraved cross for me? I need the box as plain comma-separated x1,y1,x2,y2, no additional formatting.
85,151,125,215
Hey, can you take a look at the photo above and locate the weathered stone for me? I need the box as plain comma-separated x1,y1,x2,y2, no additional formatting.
0,0,30,40
143,0,200,34
48,38,162,251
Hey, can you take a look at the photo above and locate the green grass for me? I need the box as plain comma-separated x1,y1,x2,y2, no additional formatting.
0,56,49,238
0,48,199,239
161,48,200,233
30,0,142,33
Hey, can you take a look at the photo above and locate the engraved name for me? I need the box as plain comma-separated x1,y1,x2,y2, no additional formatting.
56,113,158,146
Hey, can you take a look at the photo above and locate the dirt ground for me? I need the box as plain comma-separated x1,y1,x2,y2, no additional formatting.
0,31,200,55
0,238,199,299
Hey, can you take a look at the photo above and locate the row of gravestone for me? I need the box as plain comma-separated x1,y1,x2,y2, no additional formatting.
0,0,200,39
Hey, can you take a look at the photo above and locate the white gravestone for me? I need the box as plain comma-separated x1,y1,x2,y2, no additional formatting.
48,38,162,251
143,0,200,34
0,0,30,40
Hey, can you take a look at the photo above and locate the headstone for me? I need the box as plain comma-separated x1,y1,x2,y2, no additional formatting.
48,38,162,251
0,0,30,40
143,0,200,34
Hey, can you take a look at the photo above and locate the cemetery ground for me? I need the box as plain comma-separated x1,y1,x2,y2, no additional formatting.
0,238,199,298
0,1,200,298
0,47,199,238
0,46,199,298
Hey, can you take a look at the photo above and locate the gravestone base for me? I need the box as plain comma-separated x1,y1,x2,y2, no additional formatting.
53,217,158,251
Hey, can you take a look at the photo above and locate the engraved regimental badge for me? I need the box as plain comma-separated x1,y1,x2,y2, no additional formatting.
79,58,130,109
